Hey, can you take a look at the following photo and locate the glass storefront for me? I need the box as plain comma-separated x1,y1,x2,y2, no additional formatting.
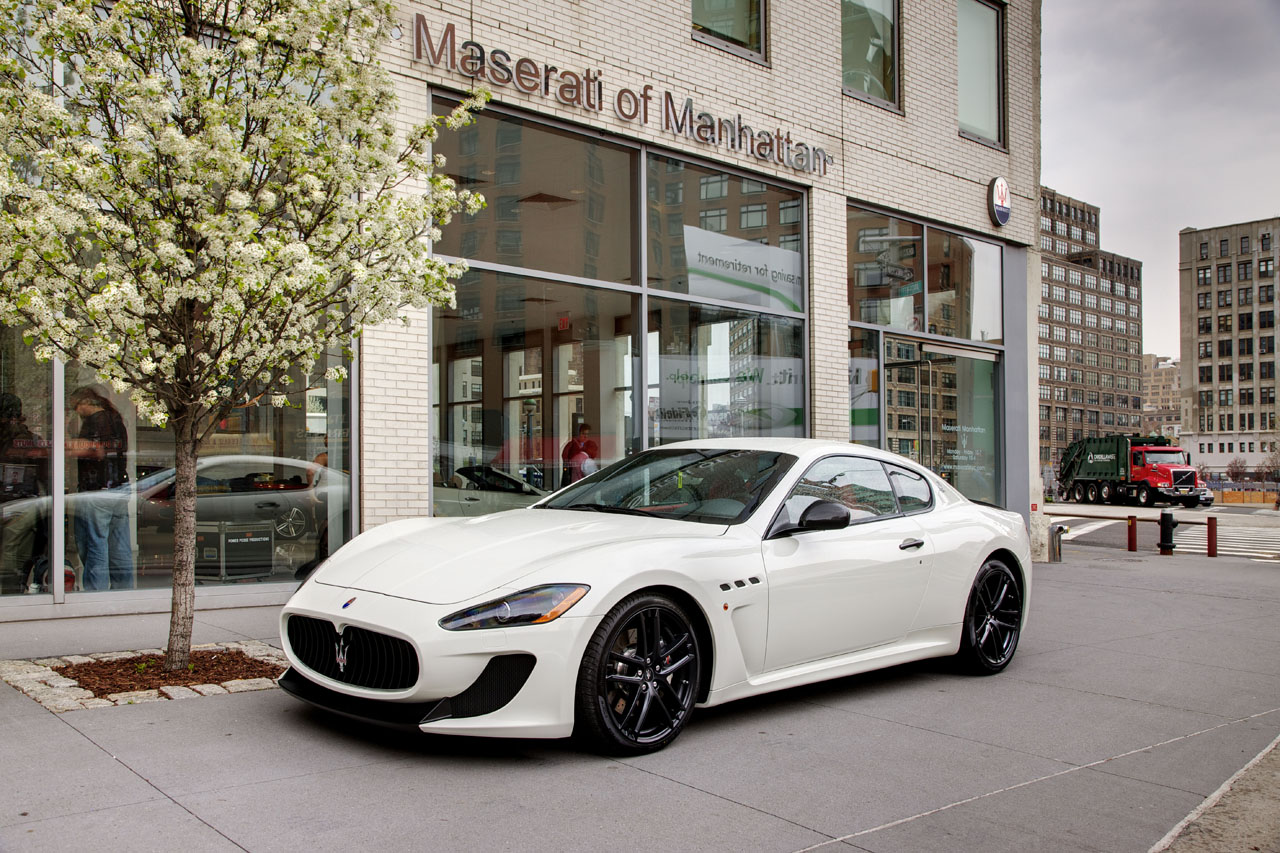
0,347,353,597
429,96,808,514
848,203,1004,505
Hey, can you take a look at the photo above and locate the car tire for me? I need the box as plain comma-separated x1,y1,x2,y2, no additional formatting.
956,559,1023,675
1137,485,1154,508
274,505,308,539
574,592,701,755
1085,482,1099,503
1099,482,1114,503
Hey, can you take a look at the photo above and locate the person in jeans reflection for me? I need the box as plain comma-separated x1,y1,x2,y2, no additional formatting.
67,386,132,590
0,393,48,593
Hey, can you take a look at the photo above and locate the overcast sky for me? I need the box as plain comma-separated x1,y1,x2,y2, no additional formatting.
1041,0,1280,360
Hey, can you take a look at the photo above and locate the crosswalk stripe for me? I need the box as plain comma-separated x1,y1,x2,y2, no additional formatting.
1173,528,1279,558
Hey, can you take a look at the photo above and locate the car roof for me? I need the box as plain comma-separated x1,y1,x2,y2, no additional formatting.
653,437,918,467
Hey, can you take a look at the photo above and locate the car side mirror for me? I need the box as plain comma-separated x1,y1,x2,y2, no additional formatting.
798,500,852,531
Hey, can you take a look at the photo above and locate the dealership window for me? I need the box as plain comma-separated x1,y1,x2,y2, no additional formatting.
0,327,53,597
432,108,635,285
957,0,1003,146
842,0,897,106
648,298,803,444
692,0,764,60
650,155,803,312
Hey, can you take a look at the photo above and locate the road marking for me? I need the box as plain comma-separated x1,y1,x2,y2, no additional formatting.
1061,519,1119,540
1174,528,1280,559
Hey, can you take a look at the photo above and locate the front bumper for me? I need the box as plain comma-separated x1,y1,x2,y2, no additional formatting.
1156,486,1213,506
279,580,598,738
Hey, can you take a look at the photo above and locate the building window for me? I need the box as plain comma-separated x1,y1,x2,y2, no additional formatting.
1260,258,1274,278
1220,239,1229,257
956,0,1003,145
842,0,897,106
1199,242,1209,260
1242,235,1251,254
692,0,764,59
1196,267,1211,286
739,203,768,229
1263,233,1272,251
1239,260,1252,280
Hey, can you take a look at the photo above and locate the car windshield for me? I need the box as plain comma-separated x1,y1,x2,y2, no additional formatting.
1144,451,1188,466
539,448,796,524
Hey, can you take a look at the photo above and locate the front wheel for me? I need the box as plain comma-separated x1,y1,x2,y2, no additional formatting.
956,559,1023,675
274,505,308,539
575,593,701,755
1136,485,1155,508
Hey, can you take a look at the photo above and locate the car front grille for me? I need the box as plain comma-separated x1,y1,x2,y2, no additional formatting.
286,614,420,691
1172,470,1196,488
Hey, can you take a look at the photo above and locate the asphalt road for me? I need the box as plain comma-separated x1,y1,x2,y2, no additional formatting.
1047,502,1280,561
3,543,1280,852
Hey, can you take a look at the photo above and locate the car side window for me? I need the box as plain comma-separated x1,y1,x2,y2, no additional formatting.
887,464,931,513
780,456,898,526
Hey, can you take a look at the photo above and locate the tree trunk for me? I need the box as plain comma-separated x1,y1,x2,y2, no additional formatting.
164,412,201,671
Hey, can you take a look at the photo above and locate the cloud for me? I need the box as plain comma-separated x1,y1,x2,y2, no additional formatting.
1042,0,1280,357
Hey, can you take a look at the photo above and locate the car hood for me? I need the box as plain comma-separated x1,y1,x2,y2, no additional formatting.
313,509,726,605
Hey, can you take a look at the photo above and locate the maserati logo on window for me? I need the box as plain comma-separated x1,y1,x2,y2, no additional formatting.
335,634,351,673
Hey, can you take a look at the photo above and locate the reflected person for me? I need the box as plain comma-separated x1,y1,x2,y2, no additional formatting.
0,393,47,593
67,387,132,590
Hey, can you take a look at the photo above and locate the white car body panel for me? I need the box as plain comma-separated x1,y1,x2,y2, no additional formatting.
280,438,1032,741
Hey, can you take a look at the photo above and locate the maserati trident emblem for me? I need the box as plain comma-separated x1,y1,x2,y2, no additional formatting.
335,633,350,673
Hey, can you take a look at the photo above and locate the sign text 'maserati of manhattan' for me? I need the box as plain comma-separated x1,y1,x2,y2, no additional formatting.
413,18,835,177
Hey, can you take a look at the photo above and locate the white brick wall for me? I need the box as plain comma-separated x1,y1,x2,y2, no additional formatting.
359,0,1041,528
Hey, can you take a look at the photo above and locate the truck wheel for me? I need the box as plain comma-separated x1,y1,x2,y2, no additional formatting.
1182,499,1198,509
1137,485,1154,507
1099,482,1115,503
1085,483,1099,503
1072,483,1085,503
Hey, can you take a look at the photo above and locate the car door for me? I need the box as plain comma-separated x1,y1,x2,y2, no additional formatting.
760,455,935,672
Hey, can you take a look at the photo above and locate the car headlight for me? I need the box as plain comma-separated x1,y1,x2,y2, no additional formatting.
439,584,590,631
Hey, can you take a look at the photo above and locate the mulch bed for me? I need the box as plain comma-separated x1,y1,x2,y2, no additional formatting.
54,650,284,698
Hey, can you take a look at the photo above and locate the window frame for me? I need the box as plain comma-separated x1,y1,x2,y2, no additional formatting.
841,0,901,111
956,0,1006,149
692,0,768,64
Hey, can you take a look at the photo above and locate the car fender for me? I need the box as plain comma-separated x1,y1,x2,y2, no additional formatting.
509,528,768,697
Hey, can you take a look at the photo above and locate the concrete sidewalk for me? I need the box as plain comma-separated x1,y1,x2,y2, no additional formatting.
1,544,1278,852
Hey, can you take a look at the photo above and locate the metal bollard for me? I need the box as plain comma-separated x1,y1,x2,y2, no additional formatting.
1048,523,1068,562
1158,510,1178,556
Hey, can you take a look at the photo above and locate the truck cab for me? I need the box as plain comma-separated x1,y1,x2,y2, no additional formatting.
1130,446,1212,508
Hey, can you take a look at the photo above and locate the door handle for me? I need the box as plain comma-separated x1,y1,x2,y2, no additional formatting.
463,496,480,502
255,501,279,509
899,538,925,550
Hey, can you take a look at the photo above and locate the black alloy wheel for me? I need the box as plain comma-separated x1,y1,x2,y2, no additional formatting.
575,593,701,755
956,559,1023,674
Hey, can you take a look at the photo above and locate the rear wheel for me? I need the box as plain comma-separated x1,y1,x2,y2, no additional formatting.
1085,482,1099,503
1182,499,1198,509
956,559,1023,674
575,593,701,755
1071,482,1086,503
1099,482,1115,503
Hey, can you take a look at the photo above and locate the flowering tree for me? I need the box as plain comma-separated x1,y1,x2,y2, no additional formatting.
0,0,483,668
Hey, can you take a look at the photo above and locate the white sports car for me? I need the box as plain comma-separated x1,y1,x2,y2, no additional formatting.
279,438,1031,754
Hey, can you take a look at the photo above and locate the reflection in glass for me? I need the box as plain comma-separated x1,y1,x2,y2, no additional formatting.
431,101,634,284
848,207,923,330
0,325,53,596
648,155,804,313
692,0,763,53
958,0,1001,143
927,230,1003,342
648,298,804,443
849,328,880,446
842,0,896,103
432,272,636,516
883,336,999,504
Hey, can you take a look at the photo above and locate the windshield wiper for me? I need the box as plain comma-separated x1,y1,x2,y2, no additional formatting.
559,503,651,516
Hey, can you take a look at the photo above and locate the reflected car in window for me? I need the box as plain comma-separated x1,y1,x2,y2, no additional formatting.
432,465,548,517
134,455,348,540
279,439,1031,755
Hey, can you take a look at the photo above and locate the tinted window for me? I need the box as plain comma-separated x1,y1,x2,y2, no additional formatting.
780,456,897,525
887,464,931,512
